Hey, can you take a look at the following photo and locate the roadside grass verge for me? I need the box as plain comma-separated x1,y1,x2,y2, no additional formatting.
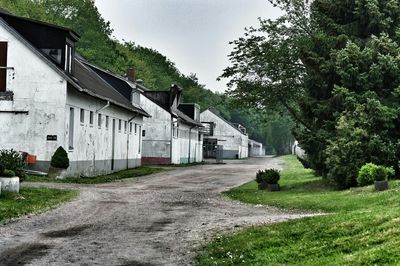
162,162,207,168
196,155,400,265
0,187,78,224
24,166,165,184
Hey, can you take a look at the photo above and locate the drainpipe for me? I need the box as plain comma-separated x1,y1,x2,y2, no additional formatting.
96,101,110,113
127,114,138,169
188,125,195,164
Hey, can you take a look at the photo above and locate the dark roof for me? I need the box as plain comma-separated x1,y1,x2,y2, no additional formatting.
204,108,247,136
176,109,203,127
0,11,148,116
0,7,12,15
80,59,144,111
0,7,79,40
143,86,202,127
73,59,150,117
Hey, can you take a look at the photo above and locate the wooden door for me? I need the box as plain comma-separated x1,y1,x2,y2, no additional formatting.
0,42,7,92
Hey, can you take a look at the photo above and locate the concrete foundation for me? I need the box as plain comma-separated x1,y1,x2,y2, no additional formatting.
28,158,141,177
0,177,19,193
142,157,171,165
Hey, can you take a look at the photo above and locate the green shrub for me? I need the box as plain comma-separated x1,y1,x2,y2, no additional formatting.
297,156,311,169
255,169,280,184
0,149,26,178
357,163,376,186
50,147,70,169
357,163,394,186
255,170,265,183
0,164,4,175
264,169,280,184
2,169,16,177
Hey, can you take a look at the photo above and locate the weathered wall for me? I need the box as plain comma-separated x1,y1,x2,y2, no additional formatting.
0,22,143,177
141,94,172,164
66,88,143,176
0,23,67,163
201,109,248,159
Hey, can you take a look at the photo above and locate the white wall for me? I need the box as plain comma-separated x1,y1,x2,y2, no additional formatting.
0,23,67,162
66,88,143,176
249,140,263,157
201,110,248,159
141,94,173,163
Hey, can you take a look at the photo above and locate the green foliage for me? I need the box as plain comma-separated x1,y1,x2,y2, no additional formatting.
50,147,69,169
358,163,378,186
197,155,400,265
0,164,4,176
0,187,78,224
255,169,280,184
25,167,165,184
357,163,394,185
0,149,26,178
222,0,400,188
2,169,16,177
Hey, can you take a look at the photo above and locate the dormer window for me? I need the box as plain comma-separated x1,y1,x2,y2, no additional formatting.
131,90,140,106
42,49,62,65
65,42,73,73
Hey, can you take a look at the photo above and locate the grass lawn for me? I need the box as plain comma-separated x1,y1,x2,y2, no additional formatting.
24,166,165,184
0,187,78,224
196,155,400,265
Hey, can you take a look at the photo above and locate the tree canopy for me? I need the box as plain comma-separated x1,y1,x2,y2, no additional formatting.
223,0,400,188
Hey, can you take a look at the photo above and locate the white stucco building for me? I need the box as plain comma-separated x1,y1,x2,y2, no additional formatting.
0,9,149,176
248,139,264,157
139,84,204,165
201,108,248,159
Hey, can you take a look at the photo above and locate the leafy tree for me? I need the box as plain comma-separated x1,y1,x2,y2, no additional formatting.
222,0,400,188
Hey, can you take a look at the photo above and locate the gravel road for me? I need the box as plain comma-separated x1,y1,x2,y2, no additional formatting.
0,157,314,265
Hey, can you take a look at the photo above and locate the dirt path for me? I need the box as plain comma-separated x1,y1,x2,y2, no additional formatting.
0,157,313,265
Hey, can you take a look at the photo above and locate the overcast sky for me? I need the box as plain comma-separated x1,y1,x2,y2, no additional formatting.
94,0,281,93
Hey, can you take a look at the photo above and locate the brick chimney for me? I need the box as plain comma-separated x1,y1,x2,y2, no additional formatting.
127,67,135,82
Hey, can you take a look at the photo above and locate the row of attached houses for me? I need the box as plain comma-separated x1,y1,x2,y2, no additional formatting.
0,9,265,177
0,9,204,177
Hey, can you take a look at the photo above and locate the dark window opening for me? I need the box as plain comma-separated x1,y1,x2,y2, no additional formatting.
89,111,94,125
0,42,8,92
80,109,85,124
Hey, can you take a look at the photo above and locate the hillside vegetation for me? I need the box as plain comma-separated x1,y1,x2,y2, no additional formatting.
0,0,293,150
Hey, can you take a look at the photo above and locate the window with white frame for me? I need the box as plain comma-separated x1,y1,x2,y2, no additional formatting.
98,114,102,128
89,111,94,126
105,116,109,130
80,109,85,124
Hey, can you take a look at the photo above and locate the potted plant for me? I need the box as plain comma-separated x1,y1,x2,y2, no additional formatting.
265,169,281,192
0,149,25,193
48,146,70,179
256,170,268,190
0,169,19,193
255,169,281,191
374,166,393,191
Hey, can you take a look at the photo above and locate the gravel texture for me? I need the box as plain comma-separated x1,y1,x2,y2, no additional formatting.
0,157,314,265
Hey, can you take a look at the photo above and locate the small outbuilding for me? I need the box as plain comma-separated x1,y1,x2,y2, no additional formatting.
200,108,248,159
248,139,264,157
